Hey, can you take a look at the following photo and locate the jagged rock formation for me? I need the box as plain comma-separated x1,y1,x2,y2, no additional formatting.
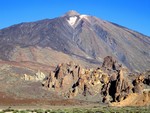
114,70,131,102
102,56,122,71
42,57,125,100
0,10,150,71
100,56,132,103
132,75,144,94
42,61,103,99
43,62,81,93
22,70,46,81
42,56,150,106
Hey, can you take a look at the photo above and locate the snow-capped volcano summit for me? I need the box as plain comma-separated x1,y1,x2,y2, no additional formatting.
65,10,90,27
0,10,150,71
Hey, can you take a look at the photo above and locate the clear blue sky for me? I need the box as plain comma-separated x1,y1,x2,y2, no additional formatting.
0,0,150,36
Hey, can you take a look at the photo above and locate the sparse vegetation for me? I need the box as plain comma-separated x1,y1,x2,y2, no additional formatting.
0,107,149,113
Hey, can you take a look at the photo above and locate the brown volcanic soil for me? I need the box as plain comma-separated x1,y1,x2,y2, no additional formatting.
0,60,54,73
0,92,92,106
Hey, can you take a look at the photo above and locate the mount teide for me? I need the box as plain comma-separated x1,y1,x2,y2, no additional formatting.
0,10,150,71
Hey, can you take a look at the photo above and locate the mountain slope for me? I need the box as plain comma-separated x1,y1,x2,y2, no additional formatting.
0,10,150,71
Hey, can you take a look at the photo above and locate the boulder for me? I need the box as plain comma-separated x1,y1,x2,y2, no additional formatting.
23,70,46,81
35,70,46,81
133,75,144,94
102,56,121,71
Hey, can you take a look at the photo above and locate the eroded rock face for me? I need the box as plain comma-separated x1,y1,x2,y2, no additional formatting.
42,56,131,102
101,68,132,103
99,56,131,103
114,70,131,102
42,61,104,98
42,56,150,105
132,75,144,94
43,62,80,91
102,56,122,71
23,70,46,81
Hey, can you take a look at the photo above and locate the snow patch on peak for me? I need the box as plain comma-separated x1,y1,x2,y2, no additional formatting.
67,16,77,26
80,15,88,19
80,15,89,21
80,15,87,18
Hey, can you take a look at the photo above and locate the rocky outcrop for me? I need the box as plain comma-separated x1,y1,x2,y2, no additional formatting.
42,56,150,106
102,56,122,71
110,91,150,107
101,57,132,103
110,72,150,106
114,69,131,102
42,56,131,102
132,75,144,94
43,62,80,92
42,61,104,98
23,70,46,81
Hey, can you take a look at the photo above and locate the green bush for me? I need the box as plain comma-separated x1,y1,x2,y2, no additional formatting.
13,110,19,113
85,109,95,113
0,111,4,113
72,108,84,113
19,110,28,113
0,107,150,113
3,108,14,112
45,109,52,113
50,111,57,113
33,109,45,113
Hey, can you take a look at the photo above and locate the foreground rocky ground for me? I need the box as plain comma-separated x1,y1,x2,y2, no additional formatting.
0,56,150,108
